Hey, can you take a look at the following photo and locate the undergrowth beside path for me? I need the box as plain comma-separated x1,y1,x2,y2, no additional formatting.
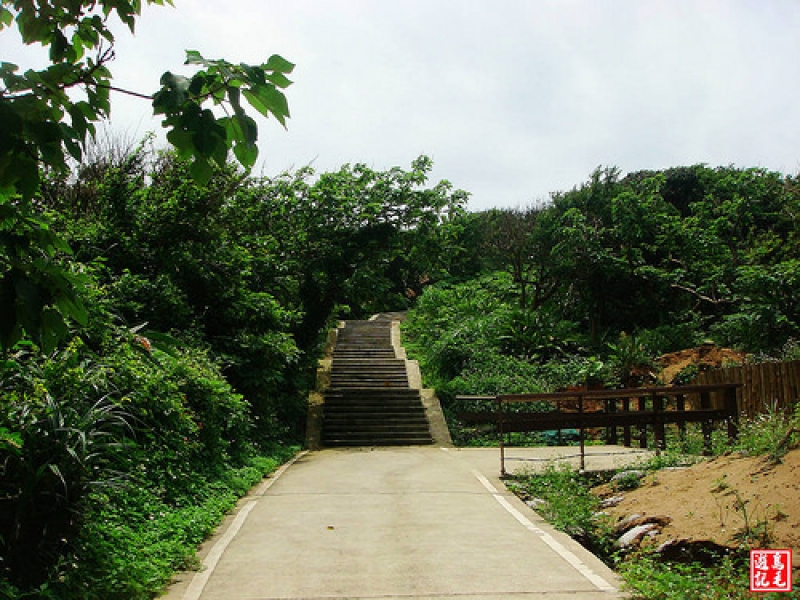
0,446,297,600
508,409,800,599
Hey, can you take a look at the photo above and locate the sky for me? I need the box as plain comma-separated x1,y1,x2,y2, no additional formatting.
3,0,800,211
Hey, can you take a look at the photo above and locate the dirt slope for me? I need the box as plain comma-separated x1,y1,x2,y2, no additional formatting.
657,344,748,385
595,448,800,569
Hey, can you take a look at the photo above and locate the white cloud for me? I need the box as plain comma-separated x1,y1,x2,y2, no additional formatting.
3,0,800,209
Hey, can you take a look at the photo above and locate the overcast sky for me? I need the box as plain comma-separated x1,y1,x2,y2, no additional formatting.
4,1,800,211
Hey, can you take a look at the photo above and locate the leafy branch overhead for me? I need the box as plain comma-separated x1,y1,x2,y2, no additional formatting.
154,51,293,183
0,1,293,197
0,0,292,351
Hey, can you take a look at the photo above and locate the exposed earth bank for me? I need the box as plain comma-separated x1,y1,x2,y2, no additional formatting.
593,448,800,574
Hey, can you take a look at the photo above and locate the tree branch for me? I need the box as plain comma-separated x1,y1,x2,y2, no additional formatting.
670,283,731,305
100,84,153,100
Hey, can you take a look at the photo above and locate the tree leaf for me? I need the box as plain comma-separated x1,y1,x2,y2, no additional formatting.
243,86,290,126
40,307,68,353
166,128,194,158
55,294,89,326
265,72,293,89
190,157,213,185
184,49,206,65
264,54,295,74
0,8,13,29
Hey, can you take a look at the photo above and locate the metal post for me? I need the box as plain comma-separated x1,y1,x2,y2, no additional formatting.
498,397,506,478
578,394,585,472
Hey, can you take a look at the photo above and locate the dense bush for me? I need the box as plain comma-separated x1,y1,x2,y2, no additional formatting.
408,165,800,411
405,166,800,447
0,321,259,590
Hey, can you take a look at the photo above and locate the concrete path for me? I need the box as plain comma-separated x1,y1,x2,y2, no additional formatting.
164,446,648,600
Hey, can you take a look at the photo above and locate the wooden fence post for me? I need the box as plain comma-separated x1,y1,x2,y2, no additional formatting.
653,394,665,453
676,393,687,445
623,397,631,447
638,396,648,449
701,390,713,455
605,397,618,445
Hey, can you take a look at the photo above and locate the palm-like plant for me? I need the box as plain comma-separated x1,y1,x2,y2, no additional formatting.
1,391,132,588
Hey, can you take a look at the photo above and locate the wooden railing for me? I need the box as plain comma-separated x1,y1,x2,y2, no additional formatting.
457,383,741,475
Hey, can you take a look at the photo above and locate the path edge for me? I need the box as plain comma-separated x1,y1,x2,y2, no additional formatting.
159,450,309,600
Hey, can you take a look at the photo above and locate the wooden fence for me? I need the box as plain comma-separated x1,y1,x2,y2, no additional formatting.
458,383,740,475
694,360,800,417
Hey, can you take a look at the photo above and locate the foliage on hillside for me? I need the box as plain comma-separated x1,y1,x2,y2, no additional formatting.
2,2,466,595
0,141,465,596
404,165,800,442
3,7,799,588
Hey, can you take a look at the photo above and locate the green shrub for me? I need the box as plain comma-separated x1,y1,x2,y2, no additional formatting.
636,322,703,356
508,465,615,563
618,551,757,599
0,325,275,593
0,341,134,589
734,401,800,462
54,448,295,599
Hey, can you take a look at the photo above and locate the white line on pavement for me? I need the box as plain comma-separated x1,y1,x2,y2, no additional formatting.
471,469,618,594
182,451,308,600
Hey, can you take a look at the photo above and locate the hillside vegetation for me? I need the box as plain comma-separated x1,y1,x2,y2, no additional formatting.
405,165,800,404
3,150,800,596
0,147,465,598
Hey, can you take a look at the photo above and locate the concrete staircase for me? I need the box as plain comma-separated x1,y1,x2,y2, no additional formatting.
322,318,434,447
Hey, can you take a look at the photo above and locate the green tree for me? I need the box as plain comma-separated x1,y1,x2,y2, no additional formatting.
1,0,293,351
481,205,560,312
247,157,468,351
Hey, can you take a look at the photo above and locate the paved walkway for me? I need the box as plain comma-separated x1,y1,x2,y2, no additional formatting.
164,446,649,600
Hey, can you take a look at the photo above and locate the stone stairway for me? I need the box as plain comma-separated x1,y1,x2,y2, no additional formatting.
322,318,434,447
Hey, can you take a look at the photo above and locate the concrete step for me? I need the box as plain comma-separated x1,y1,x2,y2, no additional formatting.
324,406,428,417
325,410,427,426
319,319,433,447
323,436,434,447
332,358,406,367
324,418,431,430
333,343,394,350
324,398,426,410
329,378,410,388
324,389,422,400
329,371,409,378
330,367,408,376
333,347,396,354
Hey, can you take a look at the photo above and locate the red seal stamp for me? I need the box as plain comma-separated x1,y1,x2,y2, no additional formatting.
750,549,792,593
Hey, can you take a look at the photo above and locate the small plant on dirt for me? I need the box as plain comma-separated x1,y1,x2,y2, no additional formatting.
731,491,773,548
708,476,775,549
773,504,789,522
710,474,729,494
735,401,800,462
611,471,643,492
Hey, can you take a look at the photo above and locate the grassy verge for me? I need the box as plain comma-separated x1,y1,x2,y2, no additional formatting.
508,459,798,599
1,446,297,600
